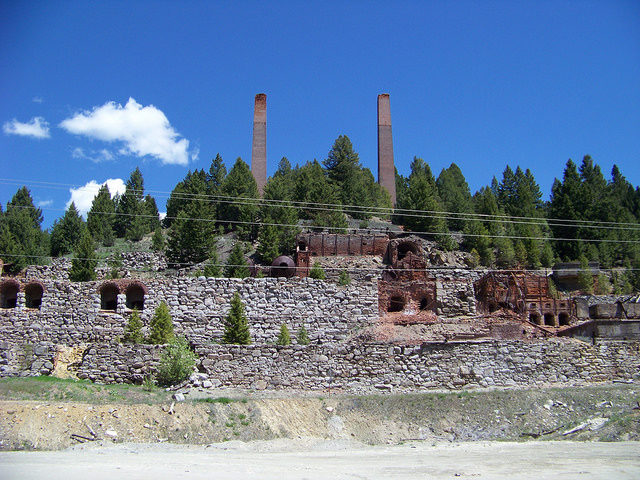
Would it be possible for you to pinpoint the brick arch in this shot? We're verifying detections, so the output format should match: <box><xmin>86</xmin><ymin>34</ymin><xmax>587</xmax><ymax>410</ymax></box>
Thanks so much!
<box><xmin>0</xmin><ymin>279</ymin><xmax>19</xmax><ymax>308</ymax></box>
<box><xmin>24</xmin><ymin>281</ymin><xmax>45</xmax><ymax>309</ymax></box>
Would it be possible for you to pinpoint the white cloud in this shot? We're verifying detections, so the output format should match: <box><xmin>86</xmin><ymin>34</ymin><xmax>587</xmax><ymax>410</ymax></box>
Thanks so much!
<box><xmin>159</xmin><ymin>212</ymin><xmax>167</xmax><ymax>221</ymax></box>
<box><xmin>67</xmin><ymin>178</ymin><xmax>126</xmax><ymax>217</ymax></box>
<box><xmin>3</xmin><ymin>117</ymin><xmax>50</xmax><ymax>139</ymax></box>
<box><xmin>60</xmin><ymin>98</ymin><xmax>192</xmax><ymax>166</ymax></box>
<box><xmin>32</xmin><ymin>96</ymin><xmax>43</xmax><ymax>104</ymax></box>
<box><xmin>37</xmin><ymin>199</ymin><xmax>53</xmax><ymax>208</ymax></box>
<box><xmin>72</xmin><ymin>147</ymin><xmax>115</xmax><ymax>163</ymax></box>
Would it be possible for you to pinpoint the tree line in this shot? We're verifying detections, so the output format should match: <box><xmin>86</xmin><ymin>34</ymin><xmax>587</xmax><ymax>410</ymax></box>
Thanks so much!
<box><xmin>1</xmin><ymin>135</ymin><xmax>639</xmax><ymax>284</ymax></box>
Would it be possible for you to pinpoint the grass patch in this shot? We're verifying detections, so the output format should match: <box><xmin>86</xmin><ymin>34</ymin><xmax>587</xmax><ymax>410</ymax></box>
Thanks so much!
<box><xmin>194</xmin><ymin>396</ymin><xmax>248</xmax><ymax>405</ymax></box>
<box><xmin>0</xmin><ymin>376</ymin><xmax>171</xmax><ymax>404</ymax></box>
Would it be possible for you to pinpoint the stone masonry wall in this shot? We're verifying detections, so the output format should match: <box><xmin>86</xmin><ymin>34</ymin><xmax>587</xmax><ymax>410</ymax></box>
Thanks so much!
<box><xmin>54</xmin><ymin>339</ymin><xmax>640</xmax><ymax>391</ymax></box>
<box><xmin>0</xmin><ymin>277</ymin><xmax>378</xmax><ymax>347</ymax></box>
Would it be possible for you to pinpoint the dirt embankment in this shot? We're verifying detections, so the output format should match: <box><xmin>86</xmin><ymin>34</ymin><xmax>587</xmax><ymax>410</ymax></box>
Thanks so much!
<box><xmin>1</xmin><ymin>380</ymin><xmax>639</xmax><ymax>451</ymax></box>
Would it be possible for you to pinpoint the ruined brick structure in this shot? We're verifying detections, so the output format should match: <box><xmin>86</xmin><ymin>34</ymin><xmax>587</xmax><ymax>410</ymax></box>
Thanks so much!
<box><xmin>295</xmin><ymin>233</ymin><xmax>389</xmax><ymax>277</ymax></box>
<box><xmin>377</xmin><ymin>93</ymin><xmax>396</xmax><ymax>206</ymax></box>
<box><xmin>474</xmin><ymin>272</ymin><xmax>573</xmax><ymax>328</ymax></box>
<box><xmin>251</xmin><ymin>93</ymin><xmax>267</xmax><ymax>194</ymax></box>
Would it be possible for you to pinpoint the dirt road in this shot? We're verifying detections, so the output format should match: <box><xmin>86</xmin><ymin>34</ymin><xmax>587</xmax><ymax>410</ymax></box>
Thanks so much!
<box><xmin>1</xmin><ymin>440</ymin><xmax>639</xmax><ymax>480</ymax></box>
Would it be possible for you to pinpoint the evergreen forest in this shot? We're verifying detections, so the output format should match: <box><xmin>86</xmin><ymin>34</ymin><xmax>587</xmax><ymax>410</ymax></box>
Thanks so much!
<box><xmin>1</xmin><ymin>135</ymin><xmax>639</xmax><ymax>291</ymax></box>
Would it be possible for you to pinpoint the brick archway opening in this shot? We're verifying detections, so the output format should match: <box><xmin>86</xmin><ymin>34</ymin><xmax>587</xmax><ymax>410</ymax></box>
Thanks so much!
<box><xmin>388</xmin><ymin>295</ymin><xmax>406</xmax><ymax>312</ymax></box>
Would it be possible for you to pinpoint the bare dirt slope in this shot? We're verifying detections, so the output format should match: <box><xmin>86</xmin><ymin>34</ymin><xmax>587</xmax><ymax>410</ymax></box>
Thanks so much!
<box><xmin>1</xmin><ymin>379</ymin><xmax>639</xmax><ymax>451</ymax></box>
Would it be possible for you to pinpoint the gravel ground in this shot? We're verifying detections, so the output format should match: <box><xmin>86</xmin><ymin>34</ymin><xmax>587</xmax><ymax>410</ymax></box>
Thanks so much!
<box><xmin>0</xmin><ymin>440</ymin><xmax>639</xmax><ymax>479</ymax></box>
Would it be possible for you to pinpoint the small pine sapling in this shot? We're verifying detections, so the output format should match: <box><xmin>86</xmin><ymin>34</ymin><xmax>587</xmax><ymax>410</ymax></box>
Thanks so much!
<box><xmin>147</xmin><ymin>301</ymin><xmax>175</xmax><ymax>344</ymax></box>
<box><xmin>222</xmin><ymin>292</ymin><xmax>251</xmax><ymax>344</ymax></box>
<box><xmin>309</xmin><ymin>262</ymin><xmax>325</xmax><ymax>280</ymax></box>
<box><xmin>338</xmin><ymin>269</ymin><xmax>351</xmax><ymax>286</ymax></box>
<box><xmin>296</xmin><ymin>324</ymin><xmax>310</xmax><ymax>345</ymax></box>
<box><xmin>276</xmin><ymin>323</ymin><xmax>291</xmax><ymax>345</ymax></box>
<box><xmin>123</xmin><ymin>309</ymin><xmax>144</xmax><ymax>344</ymax></box>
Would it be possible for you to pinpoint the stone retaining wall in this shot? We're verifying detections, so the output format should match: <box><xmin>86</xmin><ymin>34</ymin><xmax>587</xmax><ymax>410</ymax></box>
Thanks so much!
<box><xmin>9</xmin><ymin>339</ymin><xmax>638</xmax><ymax>392</ymax></box>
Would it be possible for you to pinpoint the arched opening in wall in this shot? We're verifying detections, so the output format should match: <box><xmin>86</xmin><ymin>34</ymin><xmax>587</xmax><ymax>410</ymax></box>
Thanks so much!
<box><xmin>488</xmin><ymin>302</ymin><xmax>498</xmax><ymax>313</ymax></box>
<box><xmin>544</xmin><ymin>313</ymin><xmax>556</xmax><ymax>326</ymax></box>
<box><xmin>529</xmin><ymin>303</ymin><xmax>537</xmax><ymax>309</ymax></box>
<box><xmin>99</xmin><ymin>283</ymin><xmax>119</xmax><ymax>311</ymax></box>
<box><xmin>0</xmin><ymin>280</ymin><xmax>19</xmax><ymax>308</ymax></box>
<box><xmin>419</xmin><ymin>297</ymin><xmax>429</xmax><ymax>311</ymax></box>
<box><xmin>397</xmin><ymin>241</ymin><xmax>419</xmax><ymax>261</ymax></box>
<box><xmin>298</xmin><ymin>240</ymin><xmax>307</xmax><ymax>251</ymax></box>
<box><xmin>24</xmin><ymin>283</ymin><xmax>44</xmax><ymax>309</ymax></box>
<box><xmin>529</xmin><ymin>312</ymin><xmax>541</xmax><ymax>325</ymax></box>
<box><xmin>388</xmin><ymin>295</ymin><xmax>406</xmax><ymax>313</ymax></box>
<box><xmin>125</xmin><ymin>283</ymin><xmax>146</xmax><ymax>310</ymax></box>
<box><xmin>558</xmin><ymin>312</ymin><xmax>569</xmax><ymax>326</ymax></box>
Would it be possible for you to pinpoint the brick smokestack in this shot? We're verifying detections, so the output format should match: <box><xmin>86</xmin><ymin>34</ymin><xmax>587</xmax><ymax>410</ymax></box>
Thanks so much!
<box><xmin>251</xmin><ymin>93</ymin><xmax>267</xmax><ymax>194</ymax></box>
<box><xmin>377</xmin><ymin>94</ymin><xmax>396</xmax><ymax>206</ymax></box>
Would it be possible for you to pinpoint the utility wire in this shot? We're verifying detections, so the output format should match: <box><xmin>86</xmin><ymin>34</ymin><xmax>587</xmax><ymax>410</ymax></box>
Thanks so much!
<box><xmin>6</xmin><ymin>203</ymin><xmax>640</xmax><ymax>244</ymax></box>
<box><xmin>2</xmin><ymin>177</ymin><xmax>640</xmax><ymax>230</ymax></box>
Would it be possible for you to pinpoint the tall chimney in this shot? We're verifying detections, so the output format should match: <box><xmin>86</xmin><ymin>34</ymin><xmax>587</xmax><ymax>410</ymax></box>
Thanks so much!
<box><xmin>251</xmin><ymin>93</ymin><xmax>267</xmax><ymax>194</ymax></box>
<box><xmin>377</xmin><ymin>94</ymin><xmax>396</xmax><ymax>206</ymax></box>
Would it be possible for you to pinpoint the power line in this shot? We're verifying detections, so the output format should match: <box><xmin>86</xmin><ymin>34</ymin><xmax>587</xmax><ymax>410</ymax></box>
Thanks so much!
<box><xmin>1</xmin><ymin>252</ymin><xmax>638</xmax><ymax>275</ymax></box>
<box><xmin>2</xmin><ymin>177</ymin><xmax>640</xmax><ymax>231</ymax></box>
<box><xmin>6</xmin><ymin>203</ymin><xmax>640</xmax><ymax>244</ymax></box>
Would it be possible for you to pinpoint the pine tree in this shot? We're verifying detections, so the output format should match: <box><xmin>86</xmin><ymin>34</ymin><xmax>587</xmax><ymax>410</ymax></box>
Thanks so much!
<box><xmin>436</xmin><ymin>163</ymin><xmax>473</xmax><ymax>231</ymax></box>
<box><xmin>50</xmin><ymin>203</ymin><xmax>86</xmax><ymax>256</ymax></box>
<box><xmin>291</xmin><ymin>160</ymin><xmax>348</xmax><ymax>231</ymax></box>
<box><xmin>114</xmin><ymin>167</ymin><xmax>145</xmax><ymax>238</ymax></box>
<box><xmin>166</xmin><ymin>200</ymin><xmax>216</xmax><ymax>267</ymax></box>
<box><xmin>68</xmin><ymin>230</ymin><xmax>97</xmax><ymax>281</ymax></box>
<box><xmin>276</xmin><ymin>323</ymin><xmax>291</xmax><ymax>346</ymax></box>
<box><xmin>123</xmin><ymin>309</ymin><xmax>144</xmax><ymax>344</ymax></box>
<box><xmin>87</xmin><ymin>185</ymin><xmax>115</xmax><ymax>245</ymax></box>
<box><xmin>203</xmin><ymin>250</ymin><xmax>222</xmax><ymax>277</ymax></box>
<box><xmin>0</xmin><ymin>187</ymin><xmax>48</xmax><ymax>272</ymax></box>
<box><xmin>296</xmin><ymin>324</ymin><xmax>310</xmax><ymax>345</ymax></box>
<box><xmin>224</xmin><ymin>242</ymin><xmax>250</xmax><ymax>278</ymax></box>
<box><xmin>207</xmin><ymin>153</ymin><xmax>227</xmax><ymax>194</ymax></box>
<box><xmin>151</xmin><ymin>226</ymin><xmax>165</xmax><ymax>251</ymax></box>
<box><xmin>143</xmin><ymin>195</ymin><xmax>161</xmax><ymax>233</ymax></box>
<box><xmin>222</xmin><ymin>292</ymin><xmax>251</xmax><ymax>344</ymax></box>
<box><xmin>577</xmin><ymin>255</ymin><xmax>594</xmax><ymax>294</ymax></box>
<box><xmin>148</xmin><ymin>301</ymin><xmax>175</xmax><ymax>344</ymax></box>
<box><xmin>218</xmin><ymin>158</ymin><xmax>259</xmax><ymax>240</ymax></box>
<box><xmin>399</xmin><ymin>157</ymin><xmax>448</xmax><ymax>237</ymax></box>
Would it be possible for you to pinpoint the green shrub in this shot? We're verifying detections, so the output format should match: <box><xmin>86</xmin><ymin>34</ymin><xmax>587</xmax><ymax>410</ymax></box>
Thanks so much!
<box><xmin>222</xmin><ymin>292</ymin><xmax>251</xmax><ymax>344</ymax></box>
<box><xmin>338</xmin><ymin>269</ymin><xmax>351</xmax><ymax>286</ymax></box>
<box><xmin>309</xmin><ymin>262</ymin><xmax>325</xmax><ymax>280</ymax></box>
<box><xmin>123</xmin><ymin>309</ymin><xmax>144</xmax><ymax>344</ymax></box>
<box><xmin>276</xmin><ymin>323</ymin><xmax>291</xmax><ymax>346</ymax></box>
<box><xmin>156</xmin><ymin>336</ymin><xmax>196</xmax><ymax>387</ymax></box>
<box><xmin>151</xmin><ymin>227</ymin><xmax>165</xmax><ymax>252</ymax></box>
<box><xmin>147</xmin><ymin>301</ymin><xmax>175</xmax><ymax>344</ymax></box>
<box><xmin>296</xmin><ymin>324</ymin><xmax>310</xmax><ymax>345</ymax></box>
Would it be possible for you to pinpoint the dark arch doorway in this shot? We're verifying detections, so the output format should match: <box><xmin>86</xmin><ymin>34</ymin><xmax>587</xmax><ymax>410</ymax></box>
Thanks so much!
<box><xmin>558</xmin><ymin>312</ymin><xmax>569</xmax><ymax>326</ymax></box>
<box><xmin>397</xmin><ymin>241</ymin><xmax>419</xmax><ymax>261</ymax></box>
<box><xmin>0</xmin><ymin>280</ymin><xmax>19</xmax><ymax>308</ymax></box>
<box><xmin>388</xmin><ymin>295</ymin><xmax>406</xmax><ymax>312</ymax></box>
<box><xmin>544</xmin><ymin>313</ymin><xmax>556</xmax><ymax>326</ymax></box>
<box><xmin>126</xmin><ymin>284</ymin><xmax>146</xmax><ymax>310</ymax></box>
<box><xmin>99</xmin><ymin>283</ymin><xmax>119</xmax><ymax>311</ymax></box>
<box><xmin>24</xmin><ymin>283</ymin><xmax>44</xmax><ymax>309</ymax></box>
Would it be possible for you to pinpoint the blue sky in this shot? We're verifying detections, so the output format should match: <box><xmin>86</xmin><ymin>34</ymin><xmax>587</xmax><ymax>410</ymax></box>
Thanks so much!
<box><xmin>1</xmin><ymin>1</ymin><xmax>639</xmax><ymax>228</ymax></box>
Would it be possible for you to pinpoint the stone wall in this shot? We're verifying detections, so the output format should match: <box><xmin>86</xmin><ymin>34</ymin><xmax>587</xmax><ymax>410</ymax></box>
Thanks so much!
<box><xmin>19</xmin><ymin>339</ymin><xmax>640</xmax><ymax>391</ymax></box>
<box><xmin>0</xmin><ymin>277</ymin><xmax>379</xmax><ymax>347</ymax></box>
